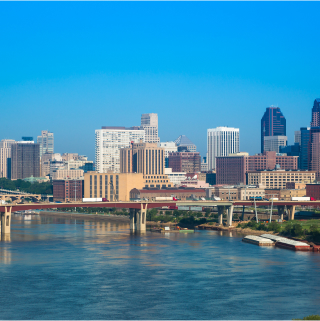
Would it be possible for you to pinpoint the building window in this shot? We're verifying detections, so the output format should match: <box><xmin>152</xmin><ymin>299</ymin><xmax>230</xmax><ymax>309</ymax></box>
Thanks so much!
<box><xmin>90</xmin><ymin>175</ymin><xmax>92</xmax><ymax>198</ymax></box>
<box><xmin>100</xmin><ymin>175</ymin><xmax>102</xmax><ymax>198</ymax></box>
<box><xmin>94</xmin><ymin>176</ymin><xmax>97</xmax><ymax>198</ymax></box>
<box><xmin>105</xmin><ymin>175</ymin><xmax>108</xmax><ymax>199</ymax></box>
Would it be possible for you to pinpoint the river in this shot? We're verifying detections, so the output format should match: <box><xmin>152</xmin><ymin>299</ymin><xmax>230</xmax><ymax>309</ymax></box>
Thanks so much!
<box><xmin>0</xmin><ymin>213</ymin><xmax>319</xmax><ymax>320</ymax></box>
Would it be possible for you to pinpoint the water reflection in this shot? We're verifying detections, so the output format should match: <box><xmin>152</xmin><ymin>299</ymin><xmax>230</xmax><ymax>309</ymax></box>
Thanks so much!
<box><xmin>0</xmin><ymin>213</ymin><xmax>319</xmax><ymax>320</ymax></box>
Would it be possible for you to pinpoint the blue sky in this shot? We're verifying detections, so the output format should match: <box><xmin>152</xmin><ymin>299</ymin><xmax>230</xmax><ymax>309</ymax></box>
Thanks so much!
<box><xmin>0</xmin><ymin>2</ymin><xmax>319</xmax><ymax>161</ymax></box>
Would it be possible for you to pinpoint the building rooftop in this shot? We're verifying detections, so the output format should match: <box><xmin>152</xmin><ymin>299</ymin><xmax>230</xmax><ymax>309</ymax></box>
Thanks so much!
<box><xmin>174</xmin><ymin>135</ymin><xmax>195</xmax><ymax>146</ymax></box>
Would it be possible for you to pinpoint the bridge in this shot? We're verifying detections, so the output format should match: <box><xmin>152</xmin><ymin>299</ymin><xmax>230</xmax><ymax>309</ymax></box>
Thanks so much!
<box><xmin>1</xmin><ymin>200</ymin><xmax>320</xmax><ymax>236</ymax></box>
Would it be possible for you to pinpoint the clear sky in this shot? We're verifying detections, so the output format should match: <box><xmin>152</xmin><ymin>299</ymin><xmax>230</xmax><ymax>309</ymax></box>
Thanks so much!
<box><xmin>1</xmin><ymin>2</ymin><xmax>319</xmax><ymax>161</ymax></box>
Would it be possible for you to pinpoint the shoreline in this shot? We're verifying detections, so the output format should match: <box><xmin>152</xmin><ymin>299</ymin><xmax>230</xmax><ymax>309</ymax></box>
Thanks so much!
<box><xmin>38</xmin><ymin>210</ymin><xmax>178</xmax><ymax>227</ymax></box>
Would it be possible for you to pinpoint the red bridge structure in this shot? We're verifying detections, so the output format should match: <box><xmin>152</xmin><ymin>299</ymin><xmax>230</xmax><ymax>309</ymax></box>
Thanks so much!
<box><xmin>1</xmin><ymin>200</ymin><xmax>319</xmax><ymax>235</ymax></box>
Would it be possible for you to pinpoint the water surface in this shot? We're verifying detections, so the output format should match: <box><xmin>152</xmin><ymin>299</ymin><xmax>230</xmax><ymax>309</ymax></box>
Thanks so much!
<box><xmin>0</xmin><ymin>213</ymin><xmax>319</xmax><ymax>320</ymax></box>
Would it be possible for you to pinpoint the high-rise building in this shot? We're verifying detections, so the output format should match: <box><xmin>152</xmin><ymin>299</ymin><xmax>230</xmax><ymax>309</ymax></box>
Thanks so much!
<box><xmin>95</xmin><ymin>126</ymin><xmax>145</xmax><ymax>173</ymax></box>
<box><xmin>207</xmin><ymin>127</ymin><xmax>240</xmax><ymax>171</ymax></box>
<box><xmin>311</xmin><ymin>99</ymin><xmax>320</xmax><ymax>127</ymax></box>
<box><xmin>11</xmin><ymin>142</ymin><xmax>40</xmax><ymax>179</ymax></box>
<box><xmin>0</xmin><ymin>139</ymin><xmax>15</xmax><ymax>179</ymax></box>
<box><xmin>174</xmin><ymin>135</ymin><xmax>196</xmax><ymax>152</ymax></box>
<box><xmin>308</xmin><ymin>99</ymin><xmax>320</xmax><ymax>179</ymax></box>
<box><xmin>264</xmin><ymin>135</ymin><xmax>287</xmax><ymax>153</ymax></box>
<box><xmin>120</xmin><ymin>141</ymin><xmax>172</xmax><ymax>189</ymax></box>
<box><xmin>37</xmin><ymin>130</ymin><xmax>54</xmax><ymax>157</ymax></box>
<box><xmin>261</xmin><ymin>107</ymin><xmax>286</xmax><ymax>153</ymax></box>
<box><xmin>299</xmin><ymin>127</ymin><xmax>310</xmax><ymax>170</ymax></box>
<box><xmin>140</xmin><ymin>113</ymin><xmax>159</xmax><ymax>143</ymax></box>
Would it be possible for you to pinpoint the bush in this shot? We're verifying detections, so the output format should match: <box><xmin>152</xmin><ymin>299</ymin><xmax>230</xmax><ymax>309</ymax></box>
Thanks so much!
<box><xmin>267</xmin><ymin>222</ymin><xmax>281</xmax><ymax>233</ymax></box>
<box><xmin>303</xmin><ymin>315</ymin><xmax>320</xmax><ymax>320</ymax></box>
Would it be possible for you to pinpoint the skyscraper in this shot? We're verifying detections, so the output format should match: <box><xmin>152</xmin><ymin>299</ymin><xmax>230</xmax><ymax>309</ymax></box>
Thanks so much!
<box><xmin>11</xmin><ymin>142</ymin><xmax>40</xmax><ymax>179</ymax></box>
<box><xmin>0</xmin><ymin>139</ymin><xmax>15</xmax><ymax>179</ymax></box>
<box><xmin>37</xmin><ymin>130</ymin><xmax>54</xmax><ymax>157</ymax></box>
<box><xmin>311</xmin><ymin>99</ymin><xmax>320</xmax><ymax>127</ymax></box>
<box><xmin>207</xmin><ymin>127</ymin><xmax>240</xmax><ymax>171</ymax></box>
<box><xmin>261</xmin><ymin>107</ymin><xmax>286</xmax><ymax>153</ymax></box>
<box><xmin>294</xmin><ymin>127</ymin><xmax>310</xmax><ymax>170</ymax></box>
<box><xmin>140</xmin><ymin>113</ymin><xmax>159</xmax><ymax>143</ymax></box>
<box><xmin>95</xmin><ymin>126</ymin><xmax>145</xmax><ymax>173</ymax></box>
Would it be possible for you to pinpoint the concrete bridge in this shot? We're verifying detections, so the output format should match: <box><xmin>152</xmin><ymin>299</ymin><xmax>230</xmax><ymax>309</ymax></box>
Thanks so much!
<box><xmin>1</xmin><ymin>200</ymin><xmax>320</xmax><ymax>236</ymax></box>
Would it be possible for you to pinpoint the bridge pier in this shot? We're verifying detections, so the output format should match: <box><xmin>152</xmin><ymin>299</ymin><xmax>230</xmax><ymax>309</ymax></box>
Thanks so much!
<box><xmin>277</xmin><ymin>206</ymin><xmax>285</xmax><ymax>221</ymax></box>
<box><xmin>129</xmin><ymin>203</ymin><xmax>147</xmax><ymax>233</ymax></box>
<box><xmin>227</xmin><ymin>205</ymin><xmax>234</xmax><ymax>227</ymax></box>
<box><xmin>217</xmin><ymin>206</ymin><xmax>224</xmax><ymax>225</ymax></box>
<box><xmin>1</xmin><ymin>206</ymin><xmax>12</xmax><ymax>235</ymax></box>
<box><xmin>287</xmin><ymin>205</ymin><xmax>296</xmax><ymax>221</ymax></box>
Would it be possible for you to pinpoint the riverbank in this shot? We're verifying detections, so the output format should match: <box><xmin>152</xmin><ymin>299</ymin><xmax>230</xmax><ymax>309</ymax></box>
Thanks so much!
<box><xmin>39</xmin><ymin>210</ymin><xmax>178</xmax><ymax>227</ymax></box>
<box><xmin>197</xmin><ymin>223</ymin><xmax>275</xmax><ymax>236</ymax></box>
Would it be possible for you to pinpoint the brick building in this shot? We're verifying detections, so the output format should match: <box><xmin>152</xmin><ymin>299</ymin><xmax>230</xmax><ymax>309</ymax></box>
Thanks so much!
<box><xmin>53</xmin><ymin>180</ymin><xmax>83</xmax><ymax>202</ymax></box>
<box><xmin>168</xmin><ymin>152</ymin><xmax>201</xmax><ymax>173</ymax></box>
<box><xmin>216</xmin><ymin>151</ymin><xmax>298</xmax><ymax>185</ymax></box>
<box><xmin>306</xmin><ymin>184</ymin><xmax>320</xmax><ymax>200</ymax></box>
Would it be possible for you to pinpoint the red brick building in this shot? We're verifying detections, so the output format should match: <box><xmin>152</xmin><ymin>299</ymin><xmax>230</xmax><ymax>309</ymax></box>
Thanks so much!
<box><xmin>168</xmin><ymin>152</ymin><xmax>201</xmax><ymax>173</ymax></box>
<box><xmin>306</xmin><ymin>184</ymin><xmax>320</xmax><ymax>200</ymax></box>
<box><xmin>216</xmin><ymin>151</ymin><xmax>298</xmax><ymax>185</ymax></box>
<box><xmin>53</xmin><ymin>180</ymin><xmax>83</xmax><ymax>202</ymax></box>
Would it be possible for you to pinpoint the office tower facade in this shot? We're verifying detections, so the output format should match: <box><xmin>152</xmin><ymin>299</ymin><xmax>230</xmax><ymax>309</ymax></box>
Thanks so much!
<box><xmin>279</xmin><ymin>143</ymin><xmax>300</xmax><ymax>157</ymax></box>
<box><xmin>174</xmin><ymin>135</ymin><xmax>196</xmax><ymax>152</ymax></box>
<box><xmin>261</xmin><ymin>107</ymin><xmax>286</xmax><ymax>152</ymax></box>
<box><xmin>120</xmin><ymin>142</ymin><xmax>172</xmax><ymax>189</ymax></box>
<box><xmin>264</xmin><ymin>135</ymin><xmax>287</xmax><ymax>153</ymax></box>
<box><xmin>311</xmin><ymin>99</ymin><xmax>320</xmax><ymax>127</ymax></box>
<box><xmin>120</xmin><ymin>142</ymin><xmax>165</xmax><ymax>175</ymax></box>
<box><xmin>159</xmin><ymin>141</ymin><xmax>177</xmax><ymax>168</ymax></box>
<box><xmin>207</xmin><ymin>127</ymin><xmax>240</xmax><ymax>171</ymax></box>
<box><xmin>299</xmin><ymin>127</ymin><xmax>310</xmax><ymax>170</ymax></box>
<box><xmin>168</xmin><ymin>152</ymin><xmax>201</xmax><ymax>173</ymax></box>
<box><xmin>0</xmin><ymin>139</ymin><xmax>15</xmax><ymax>179</ymax></box>
<box><xmin>37</xmin><ymin>130</ymin><xmax>54</xmax><ymax>157</ymax></box>
<box><xmin>140</xmin><ymin>113</ymin><xmax>159</xmax><ymax>143</ymax></box>
<box><xmin>95</xmin><ymin>127</ymin><xmax>145</xmax><ymax>173</ymax></box>
<box><xmin>11</xmin><ymin>142</ymin><xmax>40</xmax><ymax>179</ymax></box>
<box><xmin>308</xmin><ymin>99</ymin><xmax>320</xmax><ymax>179</ymax></box>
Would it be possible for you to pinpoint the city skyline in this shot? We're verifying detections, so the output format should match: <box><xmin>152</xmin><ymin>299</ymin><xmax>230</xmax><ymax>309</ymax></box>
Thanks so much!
<box><xmin>1</xmin><ymin>2</ymin><xmax>320</xmax><ymax>160</ymax></box>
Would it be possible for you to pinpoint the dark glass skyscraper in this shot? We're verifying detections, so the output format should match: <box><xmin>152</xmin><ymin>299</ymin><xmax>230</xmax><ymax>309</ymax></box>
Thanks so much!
<box><xmin>299</xmin><ymin>127</ymin><xmax>310</xmax><ymax>170</ymax></box>
<box><xmin>311</xmin><ymin>99</ymin><xmax>320</xmax><ymax>127</ymax></box>
<box><xmin>308</xmin><ymin>99</ymin><xmax>320</xmax><ymax>180</ymax></box>
<box><xmin>261</xmin><ymin>107</ymin><xmax>286</xmax><ymax>153</ymax></box>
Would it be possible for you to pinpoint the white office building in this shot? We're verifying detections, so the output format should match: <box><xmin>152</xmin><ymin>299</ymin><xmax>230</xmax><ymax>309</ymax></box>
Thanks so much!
<box><xmin>159</xmin><ymin>141</ymin><xmax>177</xmax><ymax>158</ymax></box>
<box><xmin>141</xmin><ymin>113</ymin><xmax>159</xmax><ymax>143</ymax></box>
<box><xmin>95</xmin><ymin>126</ymin><xmax>145</xmax><ymax>173</ymax></box>
<box><xmin>207</xmin><ymin>127</ymin><xmax>240</xmax><ymax>170</ymax></box>
<box><xmin>37</xmin><ymin>130</ymin><xmax>54</xmax><ymax>157</ymax></box>
<box><xmin>264</xmin><ymin>136</ymin><xmax>287</xmax><ymax>153</ymax></box>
